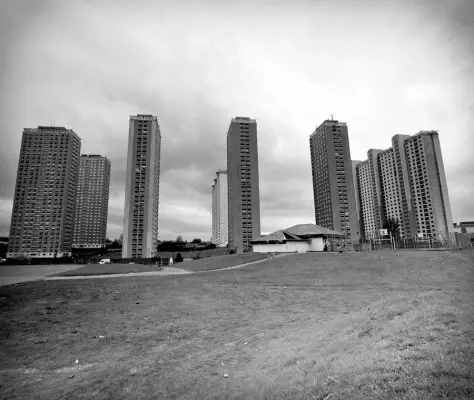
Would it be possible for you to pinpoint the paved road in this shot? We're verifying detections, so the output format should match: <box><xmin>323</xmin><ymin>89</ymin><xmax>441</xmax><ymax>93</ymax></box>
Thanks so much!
<box><xmin>0</xmin><ymin>264</ymin><xmax>86</xmax><ymax>287</ymax></box>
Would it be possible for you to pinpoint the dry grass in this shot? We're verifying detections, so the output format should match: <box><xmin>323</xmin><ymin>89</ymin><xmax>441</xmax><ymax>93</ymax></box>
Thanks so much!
<box><xmin>54</xmin><ymin>252</ymin><xmax>266</xmax><ymax>276</ymax></box>
<box><xmin>158</xmin><ymin>247</ymin><xmax>230</xmax><ymax>260</ymax></box>
<box><xmin>53</xmin><ymin>263</ymin><xmax>163</xmax><ymax>277</ymax></box>
<box><xmin>0</xmin><ymin>250</ymin><xmax>473</xmax><ymax>399</ymax></box>
<box><xmin>178</xmin><ymin>252</ymin><xmax>269</xmax><ymax>272</ymax></box>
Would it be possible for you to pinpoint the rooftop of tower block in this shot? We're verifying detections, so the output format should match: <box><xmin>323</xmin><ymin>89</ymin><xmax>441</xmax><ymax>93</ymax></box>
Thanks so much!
<box><xmin>36</xmin><ymin>126</ymin><xmax>68</xmax><ymax>131</ymax></box>
<box><xmin>24</xmin><ymin>126</ymin><xmax>81</xmax><ymax>140</ymax></box>
<box><xmin>320</xmin><ymin>119</ymin><xmax>347</xmax><ymax>127</ymax></box>
<box><xmin>130</xmin><ymin>114</ymin><xmax>157</xmax><ymax>121</ymax></box>
<box><xmin>232</xmin><ymin>117</ymin><xmax>256</xmax><ymax>123</ymax></box>
<box><xmin>412</xmin><ymin>130</ymin><xmax>439</xmax><ymax>139</ymax></box>
<box><xmin>309</xmin><ymin>119</ymin><xmax>347</xmax><ymax>137</ymax></box>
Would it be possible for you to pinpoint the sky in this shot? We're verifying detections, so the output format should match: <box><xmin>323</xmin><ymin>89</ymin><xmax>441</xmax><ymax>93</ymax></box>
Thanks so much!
<box><xmin>0</xmin><ymin>0</ymin><xmax>473</xmax><ymax>241</ymax></box>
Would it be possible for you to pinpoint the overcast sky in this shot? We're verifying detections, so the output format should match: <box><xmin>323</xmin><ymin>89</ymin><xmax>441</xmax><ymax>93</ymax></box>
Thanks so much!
<box><xmin>0</xmin><ymin>0</ymin><xmax>473</xmax><ymax>241</ymax></box>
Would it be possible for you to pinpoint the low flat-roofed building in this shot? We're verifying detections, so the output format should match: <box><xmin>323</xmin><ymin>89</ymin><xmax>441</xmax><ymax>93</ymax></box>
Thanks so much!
<box><xmin>251</xmin><ymin>223</ymin><xmax>343</xmax><ymax>253</ymax></box>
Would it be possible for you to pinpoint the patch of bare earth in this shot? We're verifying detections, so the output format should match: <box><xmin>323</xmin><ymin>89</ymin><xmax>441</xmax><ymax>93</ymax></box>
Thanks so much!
<box><xmin>0</xmin><ymin>250</ymin><xmax>473</xmax><ymax>399</ymax></box>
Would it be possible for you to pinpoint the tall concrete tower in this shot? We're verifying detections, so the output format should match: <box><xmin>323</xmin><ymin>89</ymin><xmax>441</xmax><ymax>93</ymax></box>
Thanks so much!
<box><xmin>73</xmin><ymin>155</ymin><xmax>111</xmax><ymax>249</ymax></box>
<box><xmin>8</xmin><ymin>126</ymin><xmax>81</xmax><ymax>259</ymax></box>
<box><xmin>355</xmin><ymin>131</ymin><xmax>454</xmax><ymax>242</ymax></box>
<box><xmin>227</xmin><ymin>117</ymin><xmax>261</xmax><ymax>253</ymax></box>
<box><xmin>403</xmin><ymin>131</ymin><xmax>454</xmax><ymax>240</ymax></box>
<box><xmin>211</xmin><ymin>169</ymin><xmax>228</xmax><ymax>246</ymax></box>
<box><xmin>309</xmin><ymin>119</ymin><xmax>359</xmax><ymax>241</ymax></box>
<box><xmin>122</xmin><ymin>114</ymin><xmax>161</xmax><ymax>258</ymax></box>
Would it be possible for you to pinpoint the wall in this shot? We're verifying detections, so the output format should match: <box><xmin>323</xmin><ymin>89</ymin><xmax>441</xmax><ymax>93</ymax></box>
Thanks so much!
<box><xmin>253</xmin><ymin>240</ymin><xmax>330</xmax><ymax>253</ymax></box>
<box><xmin>309</xmin><ymin>237</ymin><xmax>325</xmax><ymax>251</ymax></box>
<box><xmin>253</xmin><ymin>241</ymin><xmax>310</xmax><ymax>253</ymax></box>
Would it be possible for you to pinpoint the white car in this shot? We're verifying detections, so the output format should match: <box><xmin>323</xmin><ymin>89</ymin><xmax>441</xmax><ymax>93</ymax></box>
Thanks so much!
<box><xmin>98</xmin><ymin>258</ymin><xmax>111</xmax><ymax>264</ymax></box>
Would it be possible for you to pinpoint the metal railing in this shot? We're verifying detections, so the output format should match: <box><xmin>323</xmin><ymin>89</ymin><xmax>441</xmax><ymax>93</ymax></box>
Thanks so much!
<box><xmin>346</xmin><ymin>232</ymin><xmax>473</xmax><ymax>252</ymax></box>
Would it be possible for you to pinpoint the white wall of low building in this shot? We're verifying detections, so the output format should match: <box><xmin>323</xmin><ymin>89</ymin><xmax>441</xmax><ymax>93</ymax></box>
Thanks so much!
<box><xmin>309</xmin><ymin>237</ymin><xmax>325</xmax><ymax>251</ymax></box>
<box><xmin>253</xmin><ymin>238</ymin><xmax>332</xmax><ymax>253</ymax></box>
<box><xmin>253</xmin><ymin>241</ymin><xmax>310</xmax><ymax>253</ymax></box>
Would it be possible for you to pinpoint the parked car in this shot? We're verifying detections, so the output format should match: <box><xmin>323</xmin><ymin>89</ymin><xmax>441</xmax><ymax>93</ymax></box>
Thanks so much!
<box><xmin>98</xmin><ymin>258</ymin><xmax>111</xmax><ymax>264</ymax></box>
<box><xmin>0</xmin><ymin>258</ymin><xmax>6</xmax><ymax>265</ymax></box>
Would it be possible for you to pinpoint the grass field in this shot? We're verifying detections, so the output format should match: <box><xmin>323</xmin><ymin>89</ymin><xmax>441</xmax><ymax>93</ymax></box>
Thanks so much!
<box><xmin>0</xmin><ymin>250</ymin><xmax>473</xmax><ymax>399</ymax></box>
<box><xmin>54</xmin><ymin>264</ymin><xmax>164</xmax><ymax>277</ymax></box>
<box><xmin>156</xmin><ymin>247</ymin><xmax>230</xmax><ymax>260</ymax></box>
<box><xmin>54</xmin><ymin>253</ymin><xmax>268</xmax><ymax>276</ymax></box>
<box><xmin>178</xmin><ymin>252</ymin><xmax>270</xmax><ymax>272</ymax></box>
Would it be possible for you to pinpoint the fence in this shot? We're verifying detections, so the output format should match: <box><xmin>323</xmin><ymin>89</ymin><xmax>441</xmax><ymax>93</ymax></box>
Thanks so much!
<box><xmin>347</xmin><ymin>232</ymin><xmax>473</xmax><ymax>252</ymax></box>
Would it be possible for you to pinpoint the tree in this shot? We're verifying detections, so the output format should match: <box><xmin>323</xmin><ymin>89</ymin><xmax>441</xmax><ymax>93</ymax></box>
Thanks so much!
<box><xmin>192</xmin><ymin>238</ymin><xmax>202</xmax><ymax>244</ymax></box>
<box><xmin>175</xmin><ymin>252</ymin><xmax>183</xmax><ymax>263</ymax></box>
<box><xmin>111</xmin><ymin>239</ymin><xmax>122</xmax><ymax>249</ymax></box>
<box><xmin>176</xmin><ymin>235</ymin><xmax>184</xmax><ymax>243</ymax></box>
<box><xmin>0</xmin><ymin>243</ymin><xmax>7</xmax><ymax>258</ymax></box>
<box><xmin>383</xmin><ymin>217</ymin><xmax>400</xmax><ymax>238</ymax></box>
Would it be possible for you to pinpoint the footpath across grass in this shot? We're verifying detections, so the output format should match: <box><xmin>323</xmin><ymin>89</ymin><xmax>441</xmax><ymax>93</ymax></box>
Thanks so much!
<box><xmin>158</xmin><ymin>247</ymin><xmax>229</xmax><ymax>260</ymax></box>
<box><xmin>0</xmin><ymin>250</ymin><xmax>473</xmax><ymax>399</ymax></box>
<box><xmin>54</xmin><ymin>263</ymin><xmax>163</xmax><ymax>276</ymax></box>
<box><xmin>178</xmin><ymin>252</ymin><xmax>269</xmax><ymax>272</ymax></box>
<box><xmin>54</xmin><ymin>253</ymin><xmax>268</xmax><ymax>276</ymax></box>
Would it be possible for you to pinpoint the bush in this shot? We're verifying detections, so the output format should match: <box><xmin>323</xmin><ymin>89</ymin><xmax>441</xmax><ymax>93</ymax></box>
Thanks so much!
<box><xmin>175</xmin><ymin>253</ymin><xmax>183</xmax><ymax>263</ymax></box>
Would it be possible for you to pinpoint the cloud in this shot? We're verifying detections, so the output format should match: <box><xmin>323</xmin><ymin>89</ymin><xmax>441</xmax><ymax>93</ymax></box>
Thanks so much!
<box><xmin>0</xmin><ymin>0</ymin><xmax>473</xmax><ymax>241</ymax></box>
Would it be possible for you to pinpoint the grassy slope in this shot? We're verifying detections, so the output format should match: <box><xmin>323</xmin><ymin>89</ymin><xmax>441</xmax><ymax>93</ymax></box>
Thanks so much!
<box><xmin>0</xmin><ymin>251</ymin><xmax>473</xmax><ymax>399</ymax></box>
<box><xmin>54</xmin><ymin>253</ymin><xmax>267</xmax><ymax>276</ymax></box>
<box><xmin>53</xmin><ymin>264</ymin><xmax>163</xmax><ymax>277</ymax></box>
<box><xmin>157</xmin><ymin>248</ymin><xmax>229</xmax><ymax>260</ymax></box>
<box><xmin>178</xmin><ymin>252</ymin><xmax>269</xmax><ymax>272</ymax></box>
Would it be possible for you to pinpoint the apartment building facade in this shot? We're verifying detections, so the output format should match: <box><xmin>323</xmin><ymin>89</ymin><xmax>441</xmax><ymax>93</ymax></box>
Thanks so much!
<box><xmin>7</xmin><ymin>126</ymin><xmax>81</xmax><ymax>258</ymax></box>
<box><xmin>122</xmin><ymin>114</ymin><xmax>161</xmax><ymax>258</ymax></box>
<box><xmin>356</xmin><ymin>131</ymin><xmax>454</xmax><ymax>241</ymax></box>
<box><xmin>211</xmin><ymin>169</ymin><xmax>228</xmax><ymax>246</ymax></box>
<box><xmin>309</xmin><ymin>119</ymin><xmax>359</xmax><ymax>241</ymax></box>
<box><xmin>378</xmin><ymin>147</ymin><xmax>405</xmax><ymax>237</ymax></box>
<box><xmin>72</xmin><ymin>155</ymin><xmax>111</xmax><ymax>249</ymax></box>
<box><xmin>352</xmin><ymin>160</ymin><xmax>363</xmax><ymax>239</ymax></box>
<box><xmin>227</xmin><ymin>117</ymin><xmax>261</xmax><ymax>253</ymax></box>
<box><xmin>404</xmin><ymin>131</ymin><xmax>453</xmax><ymax>240</ymax></box>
